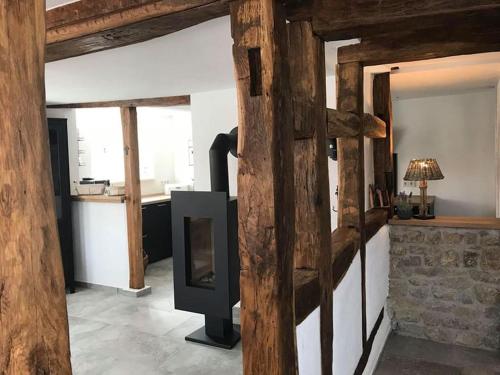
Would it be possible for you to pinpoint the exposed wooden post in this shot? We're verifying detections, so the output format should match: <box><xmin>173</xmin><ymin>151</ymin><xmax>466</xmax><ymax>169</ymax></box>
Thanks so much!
<box><xmin>336</xmin><ymin>62</ymin><xmax>367</xmax><ymax>343</ymax></box>
<box><xmin>121</xmin><ymin>107</ymin><xmax>145</xmax><ymax>290</ymax></box>
<box><xmin>288</xmin><ymin>21</ymin><xmax>333</xmax><ymax>375</ymax></box>
<box><xmin>0</xmin><ymin>2</ymin><xmax>72</xmax><ymax>373</ymax></box>
<box><xmin>373</xmin><ymin>73</ymin><xmax>394</xmax><ymax>215</ymax></box>
<box><xmin>326</xmin><ymin>108</ymin><xmax>361</xmax><ymax>138</ymax></box>
<box><xmin>230</xmin><ymin>0</ymin><xmax>297</xmax><ymax>373</ymax></box>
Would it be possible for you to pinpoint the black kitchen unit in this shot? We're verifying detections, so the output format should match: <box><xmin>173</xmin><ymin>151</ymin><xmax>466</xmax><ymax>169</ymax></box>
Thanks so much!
<box><xmin>48</xmin><ymin>118</ymin><xmax>75</xmax><ymax>293</ymax></box>
<box><xmin>142</xmin><ymin>200</ymin><xmax>173</xmax><ymax>263</ymax></box>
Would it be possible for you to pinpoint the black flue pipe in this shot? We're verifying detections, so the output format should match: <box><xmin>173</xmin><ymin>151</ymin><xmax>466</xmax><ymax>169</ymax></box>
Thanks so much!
<box><xmin>209</xmin><ymin>128</ymin><xmax>238</xmax><ymax>198</ymax></box>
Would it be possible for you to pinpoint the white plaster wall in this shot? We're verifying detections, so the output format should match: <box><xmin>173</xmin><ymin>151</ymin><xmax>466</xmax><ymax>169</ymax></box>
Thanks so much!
<box><xmin>393</xmin><ymin>89</ymin><xmax>497</xmax><ymax>216</ymax></box>
<box><xmin>332</xmin><ymin>253</ymin><xmax>364</xmax><ymax>375</ymax></box>
<box><xmin>191</xmin><ymin>88</ymin><xmax>239</xmax><ymax>195</ymax></box>
<box><xmin>297</xmin><ymin>307</ymin><xmax>322</xmax><ymax>375</ymax></box>
<box><xmin>366</xmin><ymin>225</ymin><xmax>390</xmax><ymax>333</ymax></box>
<box><xmin>72</xmin><ymin>201</ymin><xmax>130</xmax><ymax>289</ymax></box>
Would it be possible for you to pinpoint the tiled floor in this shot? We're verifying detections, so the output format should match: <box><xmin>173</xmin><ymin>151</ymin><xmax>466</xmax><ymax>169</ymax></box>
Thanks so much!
<box><xmin>375</xmin><ymin>333</ymin><xmax>500</xmax><ymax>375</ymax></box>
<box><xmin>67</xmin><ymin>258</ymin><xmax>242</xmax><ymax>375</ymax></box>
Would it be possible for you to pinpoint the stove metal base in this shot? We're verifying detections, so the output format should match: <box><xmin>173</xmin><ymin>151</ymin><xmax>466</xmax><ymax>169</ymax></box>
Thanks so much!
<box><xmin>185</xmin><ymin>324</ymin><xmax>241</xmax><ymax>349</ymax></box>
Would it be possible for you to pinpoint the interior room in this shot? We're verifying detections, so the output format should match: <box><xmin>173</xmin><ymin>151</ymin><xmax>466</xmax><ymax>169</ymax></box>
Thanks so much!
<box><xmin>3</xmin><ymin>1</ymin><xmax>500</xmax><ymax>375</ymax></box>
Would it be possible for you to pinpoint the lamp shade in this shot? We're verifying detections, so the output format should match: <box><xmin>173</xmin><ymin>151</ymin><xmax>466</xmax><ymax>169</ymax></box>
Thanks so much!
<box><xmin>404</xmin><ymin>158</ymin><xmax>444</xmax><ymax>181</ymax></box>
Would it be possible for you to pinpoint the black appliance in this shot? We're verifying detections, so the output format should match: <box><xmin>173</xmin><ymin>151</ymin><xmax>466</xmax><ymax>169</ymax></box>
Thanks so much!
<box><xmin>171</xmin><ymin>127</ymin><xmax>240</xmax><ymax>349</ymax></box>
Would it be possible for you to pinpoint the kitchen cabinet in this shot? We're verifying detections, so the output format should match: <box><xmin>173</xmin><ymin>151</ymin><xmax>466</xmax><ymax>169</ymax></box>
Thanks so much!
<box><xmin>142</xmin><ymin>200</ymin><xmax>172</xmax><ymax>263</ymax></box>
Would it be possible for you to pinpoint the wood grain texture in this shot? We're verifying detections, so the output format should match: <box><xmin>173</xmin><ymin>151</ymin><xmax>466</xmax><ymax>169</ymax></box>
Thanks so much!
<box><xmin>311</xmin><ymin>0</ymin><xmax>500</xmax><ymax>40</ymax></box>
<box><xmin>326</xmin><ymin>108</ymin><xmax>361</xmax><ymax>138</ymax></box>
<box><xmin>288</xmin><ymin>20</ymin><xmax>332</xmax><ymax>375</ymax></box>
<box><xmin>0</xmin><ymin>1</ymin><xmax>72</xmax><ymax>373</ymax></box>
<box><xmin>365</xmin><ymin>208</ymin><xmax>389</xmax><ymax>242</ymax></box>
<box><xmin>338</xmin><ymin>13</ymin><xmax>500</xmax><ymax>66</ymax></box>
<box><xmin>121</xmin><ymin>107</ymin><xmax>145</xmax><ymax>290</ymax></box>
<box><xmin>47</xmin><ymin>95</ymin><xmax>190</xmax><ymax>108</ymax></box>
<box><xmin>46</xmin><ymin>0</ymin><xmax>230</xmax><ymax>61</ymax></box>
<box><xmin>363</xmin><ymin>114</ymin><xmax>386</xmax><ymax>139</ymax></box>
<box><xmin>294</xmin><ymin>269</ymin><xmax>320</xmax><ymax>325</ymax></box>
<box><xmin>331</xmin><ymin>228</ymin><xmax>359</xmax><ymax>289</ymax></box>
<box><xmin>373</xmin><ymin>73</ymin><xmax>394</xmax><ymax>214</ymax></box>
<box><xmin>230</xmin><ymin>1</ymin><xmax>297</xmax><ymax>373</ymax></box>
<box><xmin>336</xmin><ymin>61</ymin><xmax>368</xmax><ymax>344</ymax></box>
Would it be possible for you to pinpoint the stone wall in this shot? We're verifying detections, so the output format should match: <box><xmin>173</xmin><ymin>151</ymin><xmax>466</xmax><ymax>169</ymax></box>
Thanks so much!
<box><xmin>389</xmin><ymin>225</ymin><xmax>500</xmax><ymax>351</ymax></box>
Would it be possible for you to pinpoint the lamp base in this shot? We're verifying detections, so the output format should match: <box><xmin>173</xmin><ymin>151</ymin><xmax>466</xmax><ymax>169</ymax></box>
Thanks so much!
<box><xmin>414</xmin><ymin>214</ymin><xmax>435</xmax><ymax>220</ymax></box>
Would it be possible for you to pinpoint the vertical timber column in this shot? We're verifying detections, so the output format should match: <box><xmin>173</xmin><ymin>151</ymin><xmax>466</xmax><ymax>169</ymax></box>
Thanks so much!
<box><xmin>373</xmin><ymin>73</ymin><xmax>394</xmax><ymax>216</ymax></box>
<box><xmin>230</xmin><ymin>0</ymin><xmax>298</xmax><ymax>374</ymax></box>
<box><xmin>336</xmin><ymin>62</ymin><xmax>367</xmax><ymax>343</ymax></box>
<box><xmin>0</xmin><ymin>1</ymin><xmax>72</xmax><ymax>374</ymax></box>
<box><xmin>289</xmin><ymin>21</ymin><xmax>332</xmax><ymax>375</ymax></box>
<box><xmin>121</xmin><ymin>107</ymin><xmax>145</xmax><ymax>290</ymax></box>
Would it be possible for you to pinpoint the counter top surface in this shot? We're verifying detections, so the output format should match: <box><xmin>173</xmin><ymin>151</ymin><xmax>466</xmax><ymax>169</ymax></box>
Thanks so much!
<box><xmin>72</xmin><ymin>195</ymin><xmax>125</xmax><ymax>203</ymax></box>
<box><xmin>389</xmin><ymin>216</ymin><xmax>500</xmax><ymax>230</ymax></box>
<box><xmin>141</xmin><ymin>194</ymin><xmax>171</xmax><ymax>205</ymax></box>
<box><xmin>72</xmin><ymin>194</ymin><xmax>171</xmax><ymax>205</ymax></box>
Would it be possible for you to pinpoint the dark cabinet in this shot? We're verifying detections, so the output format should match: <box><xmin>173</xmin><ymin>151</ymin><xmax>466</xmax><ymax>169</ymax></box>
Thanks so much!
<box><xmin>48</xmin><ymin>118</ymin><xmax>75</xmax><ymax>293</ymax></box>
<box><xmin>142</xmin><ymin>201</ymin><xmax>172</xmax><ymax>263</ymax></box>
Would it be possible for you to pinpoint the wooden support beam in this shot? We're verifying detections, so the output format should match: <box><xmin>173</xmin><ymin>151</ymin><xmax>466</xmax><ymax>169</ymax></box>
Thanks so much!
<box><xmin>46</xmin><ymin>0</ymin><xmax>230</xmax><ymax>61</ymax></box>
<box><xmin>363</xmin><ymin>114</ymin><xmax>386</xmax><ymax>139</ymax></box>
<box><xmin>47</xmin><ymin>95</ymin><xmax>190</xmax><ymax>109</ymax></box>
<box><xmin>373</xmin><ymin>73</ymin><xmax>395</xmax><ymax>216</ymax></box>
<box><xmin>365</xmin><ymin>208</ymin><xmax>389</xmax><ymax>242</ymax></box>
<box><xmin>288</xmin><ymin>20</ymin><xmax>332</xmax><ymax>375</ymax></box>
<box><xmin>294</xmin><ymin>269</ymin><xmax>320</xmax><ymax>325</ymax></box>
<box><xmin>338</xmin><ymin>17</ymin><xmax>500</xmax><ymax>66</ymax></box>
<box><xmin>326</xmin><ymin>108</ymin><xmax>361</xmax><ymax>138</ymax></box>
<box><xmin>230</xmin><ymin>1</ymin><xmax>297</xmax><ymax>374</ymax></box>
<box><xmin>336</xmin><ymin>61</ymin><xmax>367</xmax><ymax>344</ymax></box>
<box><xmin>309</xmin><ymin>0</ymin><xmax>500</xmax><ymax>41</ymax></box>
<box><xmin>326</xmin><ymin>109</ymin><xmax>386</xmax><ymax>139</ymax></box>
<box><xmin>121</xmin><ymin>107</ymin><xmax>145</xmax><ymax>290</ymax></box>
<box><xmin>0</xmin><ymin>2</ymin><xmax>72</xmax><ymax>373</ymax></box>
<box><xmin>331</xmin><ymin>228</ymin><xmax>359</xmax><ymax>289</ymax></box>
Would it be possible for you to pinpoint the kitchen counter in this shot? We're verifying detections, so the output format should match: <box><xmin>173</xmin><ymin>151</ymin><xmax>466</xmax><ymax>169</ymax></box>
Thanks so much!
<box><xmin>141</xmin><ymin>194</ymin><xmax>171</xmax><ymax>205</ymax></box>
<box><xmin>71</xmin><ymin>194</ymin><xmax>170</xmax><ymax>205</ymax></box>
<box><xmin>72</xmin><ymin>194</ymin><xmax>125</xmax><ymax>203</ymax></box>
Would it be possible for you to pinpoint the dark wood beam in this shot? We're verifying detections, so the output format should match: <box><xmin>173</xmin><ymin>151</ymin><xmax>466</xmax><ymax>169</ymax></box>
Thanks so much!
<box><xmin>363</xmin><ymin>114</ymin><xmax>386</xmax><ymax>139</ymax></box>
<box><xmin>46</xmin><ymin>0</ymin><xmax>229</xmax><ymax>61</ymax></box>
<box><xmin>294</xmin><ymin>269</ymin><xmax>320</xmax><ymax>325</ymax></box>
<box><xmin>373</xmin><ymin>73</ymin><xmax>395</xmax><ymax>216</ymax></box>
<box><xmin>289</xmin><ymin>20</ymin><xmax>333</xmax><ymax>375</ymax></box>
<box><xmin>365</xmin><ymin>208</ymin><xmax>389</xmax><ymax>242</ymax></box>
<box><xmin>230</xmin><ymin>0</ymin><xmax>297</xmax><ymax>373</ymax></box>
<box><xmin>326</xmin><ymin>108</ymin><xmax>361</xmax><ymax>138</ymax></box>
<box><xmin>1</xmin><ymin>1</ymin><xmax>72</xmax><ymax>373</ymax></box>
<box><xmin>338</xmin><ymin>16</ymin><xmax>500</xmax><ymax>66</ymax></box>
<box><xmin>310</xmin><ymin>0</ymin><xmax>500</xmax><ymax>41</ymax></box>
<box><xmin>336</xmin><ymin>61</ymin><xmax>367</xmax><ymax>344</ymax></box>
<box><xmin>47</xmin><ymin>95</ymin><xmax>190</xmax><ymax>108</ymax></box>
<box><xmin>327</xmin><ymin>109</ymin><xmax>386</xmax><ymax>139</ymax></box>
<box><xmin>121</xmin><ymin>107</ymin><xmax>145</xmax><ymax>290</ymax></box>
<box><xmin>331</xmin><ymin>227</ymin><xmax>359</xmax><ymax>289</ymax></box>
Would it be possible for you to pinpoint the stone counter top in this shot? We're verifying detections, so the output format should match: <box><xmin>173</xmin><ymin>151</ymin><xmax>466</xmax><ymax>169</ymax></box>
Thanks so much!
<box><xmin>389</xmin><ymin>216</ymin><xmax>500</xmax><ymax>230</ymax></box>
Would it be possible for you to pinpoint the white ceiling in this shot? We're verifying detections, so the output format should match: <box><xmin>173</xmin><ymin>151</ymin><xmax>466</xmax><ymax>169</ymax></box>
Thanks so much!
<box><xmin>45</xmin><ymin>13</ymin><xmax>500</xmax><ymax>104</ymax></box>
<box><xmin>368</xmin><ymin>53</ymin><xmax>500</xmax><ymax>100</ymax></box>
<box><xmin>46</xmin><ymin>0</ymin><xmax>79</xmax><ymax>9</ymax></box>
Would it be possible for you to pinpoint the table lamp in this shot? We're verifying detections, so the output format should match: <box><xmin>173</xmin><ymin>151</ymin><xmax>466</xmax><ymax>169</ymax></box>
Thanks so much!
<box><xmin>403</xmin><ymin>158</ymin><xmax>444</xmax><ymax>220</ymax></box>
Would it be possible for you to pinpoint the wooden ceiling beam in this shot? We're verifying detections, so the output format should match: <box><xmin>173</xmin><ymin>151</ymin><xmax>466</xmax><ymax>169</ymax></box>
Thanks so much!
<box><xmin>46</xmin><ymin>0</ymin><xmax>229</xmax><ymax>62</ymax></box>
<box><xmin>338</xmin><ymin>15</ymin><xmax>500</xmax><ymax>66</ymax></box>
<box><xmin>46</xmin><ymin>95</ymin><xmax>190</xmax><ymax>108</ymax></box>
<box><xmin>309</xmin><ymin>0</ymin><xmax>500</xmax><ymax>41</ymax></box>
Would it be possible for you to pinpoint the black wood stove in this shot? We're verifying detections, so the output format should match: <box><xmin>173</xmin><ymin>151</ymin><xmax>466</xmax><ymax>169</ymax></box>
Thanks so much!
<box><xmin>171</xmin><ymin>128</ymin><xmax>240</xmax><ymax>349</ymax></box>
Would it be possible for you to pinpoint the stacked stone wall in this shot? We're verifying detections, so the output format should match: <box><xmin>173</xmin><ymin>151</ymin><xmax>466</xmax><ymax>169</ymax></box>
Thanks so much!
<box><xmin>389</xmin><ymin>225</ymin><xmax>500</xmax><ymax>351</ymax></box>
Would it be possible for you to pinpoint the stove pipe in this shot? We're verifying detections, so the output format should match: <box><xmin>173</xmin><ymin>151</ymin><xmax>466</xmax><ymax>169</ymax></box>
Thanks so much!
<box><xmin>209</xmin><ymin>127</ymin><xmax>238</xmax><ymax>198</ymax></box>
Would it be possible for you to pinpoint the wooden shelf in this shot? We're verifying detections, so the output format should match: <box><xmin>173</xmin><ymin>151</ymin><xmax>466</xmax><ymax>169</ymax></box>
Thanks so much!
<box><xmin>72</xmin><ymin>195</ymin><xmax>125</xmax><ymax>203</ymax></box>
<box><xmin>389</xmin><ymin>216</ymin><xmax>500</xmax><ymax>230</ymax></box>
